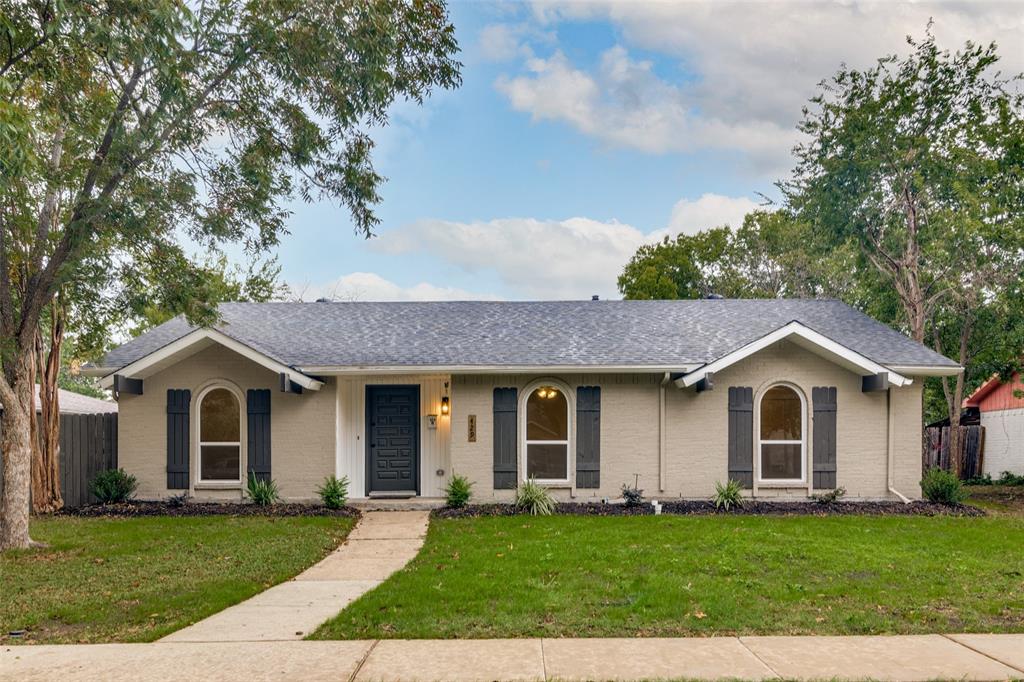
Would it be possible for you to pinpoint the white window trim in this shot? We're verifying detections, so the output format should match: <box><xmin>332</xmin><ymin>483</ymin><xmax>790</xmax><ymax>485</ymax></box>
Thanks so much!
<box><xmin>519</xmin><ymin>379</ymin><xmax>574</xmax><ymax>486</ymax></box>
<box><xmin>756</xmin><ymin>382</ymin><xmax>807</xmax><ymax>486</ymax></box>
<box><xmin>196</xmin><ymin>384</ymin><xmax>245</xmax><ymax>486</ymax></box>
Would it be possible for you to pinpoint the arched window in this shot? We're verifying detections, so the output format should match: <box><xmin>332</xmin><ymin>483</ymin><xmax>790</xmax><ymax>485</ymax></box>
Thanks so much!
<box><xmin>758</xmin><ymin>384</ymin><xmax>805</xmax><ymax>482</ymax></box>
<box><xmin>198</xmin><ymin>387</ymin><xmax>242</xmax><ymax>482</ymax></box>
<box><xmin>524</xmin><ymin>384</ymin><xmax>570</xmax><ymax>482</ymax></box>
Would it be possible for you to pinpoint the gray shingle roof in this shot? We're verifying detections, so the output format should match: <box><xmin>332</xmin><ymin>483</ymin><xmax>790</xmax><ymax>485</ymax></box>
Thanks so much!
<box><xmin>98</xmin><ymin>299</ymin><xmax>957</xmax><ymax>372</ymax></box>
<box><xmin>0</xmin><ymin>387</ymin><xmax>117</xmax><ymax>414</ymax></box>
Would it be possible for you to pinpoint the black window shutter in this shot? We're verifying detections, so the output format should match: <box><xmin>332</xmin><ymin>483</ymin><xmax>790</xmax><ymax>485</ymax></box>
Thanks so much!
<box><xmin>166</xmin><ymin>389</ymin><xmax>191</xmax><ymax>489</ymax></box>
<box><xmin>493</xmin><ymin>387</ymin><xmax>518</xmax><ymax>489</ymax></box>
<box><xmin>247</xmin><ymin>389</ymin><xmax>272</xmax><ymax>482</ymax></box>
<box><xmin>728</xmin><ymin>386</ymin><xmax>754</xmax><ymax>489</ymax></box>
<box><xmin>812</xmin><ymin>387</ymin><xmax>837</xmax><ymax>489</ymax></box>
<box><xmin>575</xmin><ymin>386</ymin><xmax>601</xmax><ymax>489</ymax></box>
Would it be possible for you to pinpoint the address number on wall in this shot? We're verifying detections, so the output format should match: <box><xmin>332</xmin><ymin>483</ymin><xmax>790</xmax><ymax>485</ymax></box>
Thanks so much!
<box><xmin>468</xmin><ymin>414</ymin><xmax>477</xmax><ymax>442</ymax></box>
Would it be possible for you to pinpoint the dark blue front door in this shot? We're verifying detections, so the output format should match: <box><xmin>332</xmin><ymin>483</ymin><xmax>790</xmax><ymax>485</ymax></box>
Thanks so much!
<box><xmin>366</xmin><ymin>385</ymin><xmax>420</xmax><ymax>494</ymax></box>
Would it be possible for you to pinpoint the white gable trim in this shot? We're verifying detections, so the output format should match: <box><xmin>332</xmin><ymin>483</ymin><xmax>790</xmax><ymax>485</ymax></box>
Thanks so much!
<box><xmin>98</xmin><ymin>329</ymin><xmax>323</xmax><ymax>391</ymax></box>
<box><xmin>675</xmin><ymin>321</ymin><xmax>911</xmax><ymax>389</ymax></box>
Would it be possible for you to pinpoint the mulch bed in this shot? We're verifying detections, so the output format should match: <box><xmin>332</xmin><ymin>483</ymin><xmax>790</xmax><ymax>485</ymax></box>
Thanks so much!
<box><xmin>433</xmin><ymin>500</ymin><xmax>985</xmax><ymax>519</ymax></box>
<box><xmin>60</xmin><ymin>500</ymin><xmax>361</xmax><ymax>519</ymax></box>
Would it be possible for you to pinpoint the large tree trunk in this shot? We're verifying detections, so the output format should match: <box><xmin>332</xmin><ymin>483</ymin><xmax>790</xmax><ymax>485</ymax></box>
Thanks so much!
<box><xmin>0</xmin><ymin>355</ymin><xmax>36</xmax><ymax>550</ymax></box>
<box><xmin>30</xmin><ymin>307</ymin><xmax>64</xmax><ymax>513</ymax></box>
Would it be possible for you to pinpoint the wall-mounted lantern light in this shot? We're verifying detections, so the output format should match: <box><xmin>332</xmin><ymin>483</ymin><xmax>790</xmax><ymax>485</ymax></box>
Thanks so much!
<box><xmin>441</xmin><ymin>382</ymin><xmax>450</xmax><ymax>416</ymax></box>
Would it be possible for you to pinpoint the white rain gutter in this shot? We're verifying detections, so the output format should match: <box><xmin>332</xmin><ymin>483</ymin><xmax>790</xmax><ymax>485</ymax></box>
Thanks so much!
<box><xmin>659</xmin><ymin>372</ymin><xmax>670</xmax><ymax>492</ymax></box>
<box><xmin>887</xmin><ymin>387</ymin><xmax>911</xmax><ymax>504</ymax></box>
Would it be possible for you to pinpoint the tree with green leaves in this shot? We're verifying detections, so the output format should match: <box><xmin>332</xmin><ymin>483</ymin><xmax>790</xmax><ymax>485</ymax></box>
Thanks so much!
<box><xmin>784</xmin><ymin>28</ymin><xmax>1024</xmax><ymax>344</ymax></box>
<box><xmin>618</xmin><ymin>226</ymin><xmax>734</xmax><ymax>300</ymax></box>
<box><xmin>783</xmin><ymin>27</ymin><xmax>1024</xmax><ymax>455</ymax></box>
<box><xmin>0</xmin><ymin>0</ymin><xmax>460</xmax><ymax>549</ymax></box>
<box><xmin>618</xmin><ymin>210</ymin><xmax>846</xmax><ymax>300</ymax></box>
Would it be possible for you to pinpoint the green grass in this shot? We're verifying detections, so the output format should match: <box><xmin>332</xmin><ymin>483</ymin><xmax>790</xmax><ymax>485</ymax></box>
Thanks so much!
<box><xmin>966</xmin><ymin>485</ymin><xmax>1024</xmax><ymax>516</ymax></box>
<box><xmin>2</xmin><ymin>515</ymin><xmax>355</xmax><ymax>644</ymax></box>
<box><xmin>312</xmin><ymin>514</ymin><xmax>1024</xmax><ymax>640</ymax></box>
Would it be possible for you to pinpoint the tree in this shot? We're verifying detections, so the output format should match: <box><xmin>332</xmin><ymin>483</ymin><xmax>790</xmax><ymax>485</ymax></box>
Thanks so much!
<box><xmin>617</xmin><ymin>210</ymin><xmax>845</xmax><ymax>300</ymax></box>
<box><xmin>0</xmin><ymin>0</ymin><xmax>460</xmax><ymax>549</ymax></box>
<box><xmin>784</xmin><ymin>28</ymin><xmax>1024</xmax><ymax>344</ymax></box>
<box><xmin>618</xmin><ymin>227</ymin><xmax>733</xmax><ymax>300</ymax></box>
<box><xmin>784</xmin><ymin>27</ymin><xmax>1024</xmax><ymax>453</ymax></box>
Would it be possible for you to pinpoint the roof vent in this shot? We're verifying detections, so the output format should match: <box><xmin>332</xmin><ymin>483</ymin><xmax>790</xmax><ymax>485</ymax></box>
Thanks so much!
<box><xmin>315</xmin><ymin>297</ymin><xmax>331</xmax><ymax>303</ymax></box>
<box><xmin>591</xmin><ymin>295</ymin><xmax>600</xmax><ymax>301</ymax></box>
<box><xmin>706</xmin><ymin>293</ymin><xmax>724</xmax><ymax>300</ymax></box>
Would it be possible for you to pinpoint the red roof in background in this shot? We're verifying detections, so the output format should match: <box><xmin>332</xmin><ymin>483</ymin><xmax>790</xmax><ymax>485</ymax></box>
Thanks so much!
<box><xmin>964</xmin><ymin>371</ymin><xmax>1024</xmax><ymax>412</ymax></box>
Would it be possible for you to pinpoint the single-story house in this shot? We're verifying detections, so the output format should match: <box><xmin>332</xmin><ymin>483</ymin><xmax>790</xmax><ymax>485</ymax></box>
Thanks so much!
<box><xmin>964</xmin><ymin>371</ymin><xmax>1024</xmax><ymax>476</ymax></box>
<box><xmin>84</xmin><ymin>299</ymin><xmax>960</xmax><ymax>503</ymax></box>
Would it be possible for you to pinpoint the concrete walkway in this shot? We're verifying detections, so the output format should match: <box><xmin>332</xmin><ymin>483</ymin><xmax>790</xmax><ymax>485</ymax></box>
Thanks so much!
<box><xmin>160</xmin><ymin>510</ymin><xmax>429</xmax><ymax>642</ymax></box>
<box><xmin>4</xmin><ymin>634</ymin><xmax>1023</xmax><ymax>681</ymax></box>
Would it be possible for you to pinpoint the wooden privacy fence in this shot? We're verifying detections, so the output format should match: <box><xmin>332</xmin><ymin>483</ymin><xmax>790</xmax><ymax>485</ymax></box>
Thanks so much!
<box><xmin>0</xmin><ymin>412</ymin><xmax>118</xmax><ymax>509</ymax></box>
<box><xmin>923</xmin><ymin>424</ymin><xmax>984</xmax><ymax>480</ymax></box>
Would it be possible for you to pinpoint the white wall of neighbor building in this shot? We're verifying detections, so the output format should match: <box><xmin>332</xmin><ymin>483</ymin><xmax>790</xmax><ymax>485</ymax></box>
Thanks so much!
<box><xmin>335</xmin><ymin>374</ymin><xmax>452</xmax><ymax>498</ymax></box>
<box><xmin>981</xmin><ymin>408</ymin><xmax>1024</xmax><ymax>476</ymax></box>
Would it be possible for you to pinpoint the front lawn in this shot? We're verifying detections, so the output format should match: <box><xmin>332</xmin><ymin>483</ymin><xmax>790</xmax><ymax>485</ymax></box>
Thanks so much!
<box><xmin>1</xmin><ymin>514</ymin><xmax>355</xmax><ymax>644</ymax></box>
<box><xmin>313</xmin><ymin>513</ymin><xmax>1024</xmax><ymax>639</ymax></box>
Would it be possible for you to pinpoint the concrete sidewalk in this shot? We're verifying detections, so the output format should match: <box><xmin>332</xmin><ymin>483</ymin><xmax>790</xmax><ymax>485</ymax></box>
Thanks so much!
<box><xmin>160</xmin><ymin>511</ymin><xmax>429</xmax><ymax>642</ymax></box>
<box><xmin>3</xmin><ymin>634</ymin><xmax>1023</xmax><ymax>681</ymax></box>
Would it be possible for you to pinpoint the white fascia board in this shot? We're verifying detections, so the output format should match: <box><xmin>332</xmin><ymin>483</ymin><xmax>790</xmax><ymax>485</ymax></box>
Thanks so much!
<box><xmin>298</xmin><ymin>364</ymin><xmax>699</xmax><ymax>376</ymax></box>
<box><xmin>99</xmin><ymin>329</ymin><xmax>323</xmax><ymax>391</ymax></box>
<box><xmin>80</xmin><ymin>364</ymin><xmax>112</xmax><ymax>377</ymax></box>
<box><xmin>675</xmin><ymin>321</ymin><xmax>911</xmax><ymax>389</ymax></box>
<box><xmin>887</xmin><ymin>364</ymin><xmax>963</xmax><ymax>377</ymax></box>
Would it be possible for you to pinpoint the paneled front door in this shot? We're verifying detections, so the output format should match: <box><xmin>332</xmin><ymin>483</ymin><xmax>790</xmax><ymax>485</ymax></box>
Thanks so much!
<box><xmin>365</xmin><ymin>385</ymin><xmax>420</xmax><ymax>495</ymax></box>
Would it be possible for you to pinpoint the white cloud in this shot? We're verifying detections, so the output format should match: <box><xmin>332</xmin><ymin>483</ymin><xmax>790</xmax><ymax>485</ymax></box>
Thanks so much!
<box><xmin>666</xmin><ymin>193</ymin><xmax>761</xmax><ymax>236</ymax></box>
<box><xmin>495</xmin><ymin>46</ymin><xmax>797</xmax><ymax>171</ymax></box>
<box><xmin>291</xmin><ymin>272</ymin><xmax>499</xmax><ymax>302</ymax></box>
<box><xmin>492</xmin><ymin>2</ymin><xmax>1023</xmax><ymax>172</ymax></box>
<box><xmin>375</xmin><ymin>193</ymin><xmax>759</xmax><ymax>299</ymax></box>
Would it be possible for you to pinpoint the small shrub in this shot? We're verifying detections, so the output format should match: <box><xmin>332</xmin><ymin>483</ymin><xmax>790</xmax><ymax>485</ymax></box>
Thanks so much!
<box><xmin>89</xmin><ymin>468</ymin><xmax>138</xmax><ymax>503</ymax></box>
<box><xmin>810</xmin><ymin>486</ymin><xmax>847</xmax><ymax>504</ymax></box>
<box><xmin>997</xmin><ymin>471</ymin><xmax>1024</xmax><ymax>486</ymax></box>
<box><xmin>712</xmin><ymin>479</ymin><xmax>744</xmax><ymax>511</ymax></box>
<box><xmin>920</xmin><ymin>468</ymin><xmax>968</xmax><ymax>505</ymax></box>
<box><xmin>246</xmin><ymin>472</ymin><xmax>280</xmax><ymax>506</ymax></box>
<box><xmin>621</xmin><ymin>483</ymin><xmax>645</xmax><ymax>507</ymax></box>
<box><xmin>167</xmin><ymin>492</ymin><xmax>190</xmax><ymax>508</ymax></box>
<box><xmin>515</xmin><ymin>478</ymin><xmax>555</xmax><ymax>516</ymax></box>
<box><xmin>316</xmin><ymin>475</ymin><xmax>349</xmax><ymax>509</ymax></box>
<box><xmin>444</xmin><ymin>473</ymin><xmax>473</xmax><ymax>509</ymax></box>
<box><xmin>963</xmin><ymin>473</ymin><xmax>993</xmax><ymax>486</ymax></box>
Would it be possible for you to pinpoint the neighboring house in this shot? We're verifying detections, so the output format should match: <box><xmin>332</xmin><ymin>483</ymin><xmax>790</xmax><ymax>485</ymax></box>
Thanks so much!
<box><xmin>0</xmin><ymin>386</ymin><xmax>117</xmax><ymax>415</ymax></box>
<box><xmin>84</xmin><ymin>299</ymin><xmax>959</xmax><ymax>503</ymax></box>
<box><xmin>34</xmin><ymin>386</ymin><xmax>119</xmax><ymax>415</ymax></box>
<box><xmin>964</xmin><ymin>372</ymin><xmax>1024</xmax><ymax>476</ymax></box>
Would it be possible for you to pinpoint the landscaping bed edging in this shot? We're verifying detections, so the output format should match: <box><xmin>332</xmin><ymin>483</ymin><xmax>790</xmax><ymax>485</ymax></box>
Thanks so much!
<box><xmin>60</xmin><ymin>500</ymin><xmax>361</xmax><ymax>519</ymax></box>
<box><xmin>432</xmin><ymin>500</ymin><xmax>985</xmax><ymax>519</ymax></box>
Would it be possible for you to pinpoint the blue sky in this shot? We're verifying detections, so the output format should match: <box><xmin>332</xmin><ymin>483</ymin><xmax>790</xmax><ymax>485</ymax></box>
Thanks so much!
<box><xmin>268</xmin><ymin>1</ymin><xmax>1022</xmax><ymax>302</ymax></box>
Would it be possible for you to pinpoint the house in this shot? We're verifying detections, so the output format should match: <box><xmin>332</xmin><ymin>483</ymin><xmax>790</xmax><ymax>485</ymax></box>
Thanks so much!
<box><xmin>0</xmin><ymin>386</ymin><xmax>117</xmax><ymax>415</ymax></box>
<box><xmin>84</xmin><ymin>299</ymin><xmax>960</xmax><ymax>503</ymax></box>
<box><xmin>964</xmin><ymin>372</ymin><xmax>1024</xmax><ymax>476</ymax></box>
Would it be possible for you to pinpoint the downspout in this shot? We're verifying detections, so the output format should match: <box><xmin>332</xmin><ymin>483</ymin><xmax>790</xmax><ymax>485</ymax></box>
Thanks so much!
<box><xmin>887</xmin><ymin>387</ymin><xmax>911</xmax><ymax>504</ymax></box>
<box><xmin>659</xmin><ymin>372</ymin><xmax>670</xmax><ymax>492</ymax></box>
